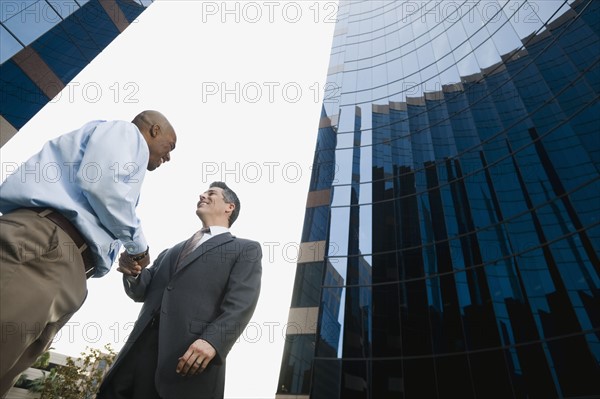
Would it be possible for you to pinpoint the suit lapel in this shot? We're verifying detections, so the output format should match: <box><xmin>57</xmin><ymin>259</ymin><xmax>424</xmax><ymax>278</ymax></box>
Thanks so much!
<box><xmin>172</xmin><ymin>232</ymin><xmax>234</xmax><ymax>277</ymax></box>
<box><xmin>169</xmin><ymin>240</ymin><xmax>188</xmax><ymax>275</ymax></box>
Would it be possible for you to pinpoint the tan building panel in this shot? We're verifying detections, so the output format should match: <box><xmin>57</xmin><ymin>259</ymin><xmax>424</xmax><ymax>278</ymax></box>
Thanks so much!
<box><xmin>443</xmin><ymin>82</ymin><xmax>464</xmax><ymax>93</ymax></box>
<box><xmin>406</xmin><ymin>96</ymin><xmax>425</xmax><ymax>106</ymax></box>
<box><xmin>372</xmin><ymin>103</ymin><xmax>389</xmax><ymax>114</ymax></box>
<box><xmin>0</xmin><ymin>116</ymin><xmax>18</xmax><ymax>148</ymax></box>
<box><xmin>298</xmin><ymin>241</ymin><xmax>326</xmax><ymax>264</ymax></box>
<box><xmin>286</xmin><ymin>307</ymin><xmax>319</xmax><ymax>335</ymax></box>
<box><xmin>328</xmin><ymin>64</ymin><xmax>344</xmax><ymax>75</ymax></box>
<box><xmin>306</xmin><ymin>189</ymin><xmax>330</xmax><ymax>208</ymax></box>
<box><xmin>12</xmin><ymin>47</ymin><xmax>64</xmax><ymax>100</ymax></box>
<box><xmin>99</xmin><ymin>0</ymin><xmax>130</xmax><ymax>32</ymax></box>
<box><xmin>424</xmin><ymin>91</ymin><xmax>444</xmax><ymax>101</ymax></box>
<box><xmin>389</xmin><ymin>101</ymin><xmax>407</xmax><ymax>111</ymax></box>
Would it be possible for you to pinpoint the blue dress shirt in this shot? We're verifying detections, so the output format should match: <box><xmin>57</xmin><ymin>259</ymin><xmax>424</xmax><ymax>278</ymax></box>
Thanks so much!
<box><xmin>0</xmin><ymin>120</ymin><xmax>150</xmax><ymax>277</ymax></box>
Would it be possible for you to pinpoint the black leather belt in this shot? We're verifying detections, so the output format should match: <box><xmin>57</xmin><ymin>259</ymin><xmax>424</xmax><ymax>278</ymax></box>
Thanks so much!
<box><xmin>28</xmin><ymin>208</ymin><xmax>96</xmax><ymax>279</ymax></box>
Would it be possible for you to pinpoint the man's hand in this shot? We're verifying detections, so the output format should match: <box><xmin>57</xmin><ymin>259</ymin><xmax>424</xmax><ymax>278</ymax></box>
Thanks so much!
<box><xmin>117</xmin><ymin>252</ymin><xmax>143</xmax><ymax>276</ymax></box>
<box><xmin>176</xmin><ymin>339</ymin><xmax>216</xmax><ymax>376</ymax></box>
<box><xmin>132</xmin><ymin>249</ymin><xmax>151</xmax><ymax>269</ymax></box>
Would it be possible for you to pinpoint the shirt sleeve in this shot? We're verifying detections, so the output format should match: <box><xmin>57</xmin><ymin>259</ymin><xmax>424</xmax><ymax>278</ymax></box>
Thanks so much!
<box><xmin>76</xmin><ymin>120</ymin><xmax>149</xmax><ymax>254</ymax></box>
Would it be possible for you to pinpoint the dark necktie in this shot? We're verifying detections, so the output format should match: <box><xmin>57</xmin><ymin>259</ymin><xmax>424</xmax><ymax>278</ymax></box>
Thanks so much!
<box><xmin>175</xmin><ymin>227</ymin><xmax>210</xmax><ymax>271</ymax></box>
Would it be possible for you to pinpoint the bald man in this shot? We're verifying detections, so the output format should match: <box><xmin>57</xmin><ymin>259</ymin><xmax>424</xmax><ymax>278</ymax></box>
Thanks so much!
<box><xmin>0</xmin><ymin>111</ymin><xmax>177</xmax><ymax>396</ymax></box>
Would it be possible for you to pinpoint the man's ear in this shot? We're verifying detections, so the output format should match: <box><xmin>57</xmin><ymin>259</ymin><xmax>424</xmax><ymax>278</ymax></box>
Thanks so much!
<box><xmin>151</xmin><ymin>124</ymin><xmax>161</xmax><ymax>137</ymax></box>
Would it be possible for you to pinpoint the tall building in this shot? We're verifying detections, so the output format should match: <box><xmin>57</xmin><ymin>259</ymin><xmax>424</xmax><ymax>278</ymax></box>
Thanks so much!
<box><xmin>277</xmin><ymin>0</ymin><xmax>600</xmax><ymax>398</ymax></box>
<box><xmin>0</xmin><ymin>0</ymin><xmax>153</xmax><ymax>147</ymax></box>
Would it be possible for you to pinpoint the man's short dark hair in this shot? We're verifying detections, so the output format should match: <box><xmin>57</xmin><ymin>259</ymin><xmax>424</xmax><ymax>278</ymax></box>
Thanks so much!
<box><xmin>210</xmin><ymin>181</ymin><xmax>240</xmax><ymax>227</ymax></box>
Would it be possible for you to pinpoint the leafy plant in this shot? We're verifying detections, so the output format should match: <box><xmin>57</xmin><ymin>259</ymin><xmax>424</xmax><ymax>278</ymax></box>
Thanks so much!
<box><xmin>28</xmin><ymin>345</ymin><xmax>116</xmax><ymax>399</ymax></box>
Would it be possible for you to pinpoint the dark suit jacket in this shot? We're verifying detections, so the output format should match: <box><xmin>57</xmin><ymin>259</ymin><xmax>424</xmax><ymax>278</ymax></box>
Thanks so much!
<box><xmin>101</xmin><ymin>232</ymin><xmax>262</xmax><ymax>399</ymax></box>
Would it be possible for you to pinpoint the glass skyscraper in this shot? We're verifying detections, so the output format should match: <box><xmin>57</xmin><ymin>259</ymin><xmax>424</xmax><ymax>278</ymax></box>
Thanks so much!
<box><xmin>0</xmin><ymin>0</ymin><xmax>153</xmax><ymax>146</ymax></box>
<box><xmin>277</xmin><ymin>0</ymin><xmax>600</xmax><ymax>398</ymax></box>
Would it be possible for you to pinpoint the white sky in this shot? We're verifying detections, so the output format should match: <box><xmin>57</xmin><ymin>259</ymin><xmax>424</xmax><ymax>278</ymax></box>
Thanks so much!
<box><xmin>0</xmin><ymin>1</ymin><xmax>337</xmax><ymax>397</ymax></box>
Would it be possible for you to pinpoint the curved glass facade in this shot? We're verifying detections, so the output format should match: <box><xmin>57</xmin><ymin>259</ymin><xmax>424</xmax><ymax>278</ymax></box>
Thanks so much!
<box><xmin>278</xmin><ymin>0</ymin><xmax>600</xmax><ymax>398</ymax></box>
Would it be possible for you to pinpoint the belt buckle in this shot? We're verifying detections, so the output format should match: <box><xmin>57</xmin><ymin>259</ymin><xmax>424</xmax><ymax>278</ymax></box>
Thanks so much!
<box><xmin>85</xmin><ymin>266</ymin><xmax>95</xmax><ymax>279</ymax></box>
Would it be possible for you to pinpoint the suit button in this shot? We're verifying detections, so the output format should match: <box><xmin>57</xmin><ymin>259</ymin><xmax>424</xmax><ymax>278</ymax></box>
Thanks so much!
<box><xmin>167</xmin><ymin>285</ymin><xmax>173</xmax><ymax>291</ymax></box>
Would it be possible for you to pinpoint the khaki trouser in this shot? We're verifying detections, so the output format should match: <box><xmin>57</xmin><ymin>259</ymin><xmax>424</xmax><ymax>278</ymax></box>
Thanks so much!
<box><xmin>0</xmin><ymin>209</ymin><xmax>87</xmax><ymax>397</ymax></box>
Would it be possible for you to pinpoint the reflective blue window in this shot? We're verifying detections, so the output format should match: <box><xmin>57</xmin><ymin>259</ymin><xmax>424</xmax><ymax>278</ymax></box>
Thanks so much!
<box><xmin>0</xmin><ymin>25</ymin><xmax>23</xmax><ymax>64</ymax></box>
<box><xmin>31</xmin><ymin>23</ymin><xmax>87</xmax><ymax>83</ymax></box>
<box><xmin>281</xmin><ymin>1</ymin><xmax>600</xmax><ymax>397</ymax></box>
<box><xmin>115</xmin><ymin>0</ymin><xmax>145</xmax><ymax>23</ymax></box>
<box><xmin>3</xmin><ymin>1</ymin><xmax>61</xmax><ymax>46</ymax></box>
<box><xmin>290</xmin><ymin>262</ymin><xmax>324</xmax><ymax>308</ymax></box>
<box><xmin>46</xmin><ymin>0</ymin><xmax>80</xmax><ymax>19</ymax></box>
<box><xmin>0</xmin><ymin>0</ymin><xmax>152</xmax><ymax>138</ymax></box>
<box><xmin>0</xmin><ymin>60</ymin><xmax>48</xmax><ymax>129</ymax></box>
<box><xmin>1</xmin><ymin>0</ymin><xmax>39</xmax><ymax>22</ymax></box>
<box><xmin>277</xmin><ymin>334</ymin><xmax>315</xmax><ymax>395</ymax></box>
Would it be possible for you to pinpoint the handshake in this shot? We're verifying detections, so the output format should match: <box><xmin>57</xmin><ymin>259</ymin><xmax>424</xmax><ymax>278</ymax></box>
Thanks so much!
<box><xmin>117</xmin><ymin>247</ymin><xmax>151</xmax><ymax>277</ymax></box>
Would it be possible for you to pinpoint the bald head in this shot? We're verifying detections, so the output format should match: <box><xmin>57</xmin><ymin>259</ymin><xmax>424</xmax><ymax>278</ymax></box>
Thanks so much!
<box><xmin>132</xmin><ymin>110</ymin><xmax>173</xmax><ymax>133</ymax></box>
<box><xmin>132</xmin><ymin>110</ymin><xmax>177</xmax><ymax>171</ymax></box>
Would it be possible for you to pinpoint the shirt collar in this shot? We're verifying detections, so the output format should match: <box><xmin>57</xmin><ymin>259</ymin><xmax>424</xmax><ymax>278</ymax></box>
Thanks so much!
<box><xmin>203</xmin><ymin>225</ymin><xmax>229</xmax><ymax>237</ymax></box>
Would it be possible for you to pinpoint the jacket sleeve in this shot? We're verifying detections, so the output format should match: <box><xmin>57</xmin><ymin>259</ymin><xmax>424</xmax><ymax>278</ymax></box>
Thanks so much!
<box><xmin>199</xmin><ymin>240</ymin><xmax>262</xmax><ymax>363</ymax></box>
<box><xmin>122</xmin><ymin>248</ymin><xmax>169</xmax><ymax>302</ymax></box>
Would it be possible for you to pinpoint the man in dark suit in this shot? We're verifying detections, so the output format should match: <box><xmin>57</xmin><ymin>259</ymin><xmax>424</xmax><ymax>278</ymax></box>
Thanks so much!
<box><xmin>97</xmin><ymin>181</ymin><xmax>262</xmax><ymax>399</ymax></box>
